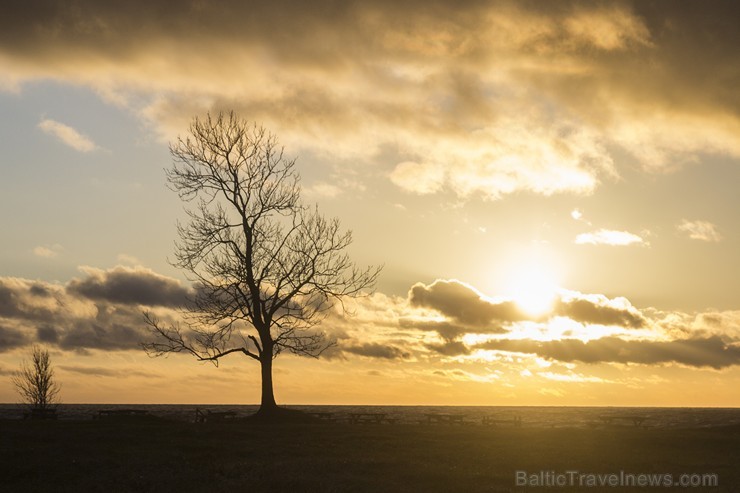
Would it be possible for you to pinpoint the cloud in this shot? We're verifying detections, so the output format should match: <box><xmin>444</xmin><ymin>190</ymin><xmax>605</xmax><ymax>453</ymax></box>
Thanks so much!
<box><xmin>575</xmin><ymin>229</ymin><xmax>646</xmax><ymax>246</ymax></box>
<box><xmin>409</xmin><ymin>279</ymin><xmax>525</xmax><ymax>326</ymax></box>
<box><xmin>425</xmin><ymin>340</ymin><xmax>470</xmax><ymax>356</ymax></box>
<box><xmin>2</xmin><ymin>267</ymin><xmax>740</xmax><ymax>376</ymax></box>
<box><xmin>390</xmin><ymin>161</ymin><xmax>444</xmax><ymax>195</ymax></box>
<box><xmin>0</xmin><ymin>270</ymin><xmax>184</xmax><ymax>352</ymax></box>
<box><xmin>0</xmin><ymin>278</ymin><xmax>59</xmax><ymax>321</ymax></box>
<box><xmin>556</xmin><ymin>293</ymin><xmax>646</xmax><ymax>329</ymax></box>
<box><xmin>0</xmin><ymin>324</ymin><xmax>31</xmax><ymax>351</ymax></box>
<box><xmin>0</xmin><ymin>283</ymin><xmax>22</xmax><ymax>319</ymax></box>
<box><xmin>562</xmin><ymin>5</ymin><xmax>651</xmax><ymax>51</ymax></box>
<box><xmin>677</xmin><ymin>220</ymin><xmax>722</xmax><ymax>242</ymax></box>
<box><xmin>38</xmin><ymin>118</ymin><xmax>97</xmax><ymax>152</ymax></box>
<box><xmin>538</xmin><ymin>371</ymin><xmax>608</xmax><ymax>383</ymax></box>
<box><xmin>32</xmin><ymin>244</ymin><xmax>63</xmax><ymax>258</ymax></box>
<box><xmin>37</xmin><ymin>325</ymin><xmax>59</xmax><ymax>344</ymax></box>
<box><xmin>479</xmin><ymin>336</ymin><xmax>740</xmax><ymax>369</ymax></box>
<box><xmin>303</xmin><ymin>182</ymin><xmax>343</xmax><ymax>198</ymax></box>
<box><xmin>407</xmin><ymin>280</ymin><xmax>646</xmax><ymax>331</ymax></box>
<box><xmin>440</xmin><ymin>121</ymin><xmax>614</xmax><ymax>200</ymax></box>
<box><xmin>341</xmin><ymin>342</ymin><xmax>410</xmax><ymax>360</ymax></box>
<box><xmin>33</xmin><ymin>247</ymin><xmax>56</xmax><ymax>258</ymax></box>
<box><xmin>399</xmin><ymin>318</ymin><xmax>486</xmax><ymax>341</ymax></box>
<box><xmin>58</xmin><ymin>365</ymin><xmax>158</xmax><ymax>378</ymax></box>
<box><xmin>3</xmin><ymin>1</ymin><xmax>738</xmax><ymax>200</ymax></box>
<box><xmin>67</xmin><ymin>266</ymin><xmax>190</xmax><ymax>307</ymax></box>
<box><xmin>693</xmin><ymin>311</ymin><xmax>740</xmax><ymax>336</ymax></box>
<box><xmin>55</xmin><ymin>313</ymin><xmax>149</xmax><ymax>352</ymax></box>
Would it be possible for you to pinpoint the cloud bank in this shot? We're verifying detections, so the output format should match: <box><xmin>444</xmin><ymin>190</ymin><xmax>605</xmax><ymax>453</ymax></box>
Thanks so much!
<box><xmin>478</xmin><ymin>336</ymin><xmax>740</xmax><ymax>370</ymax></box>
<box><xmin>1</xmin><ymin>269</ymin><xmax>738</xmax><ymax>371</ymax></box>
<box><xmin>2</xmin><ymin>1</ymin><xmax>739</xmax><ymax>199</ymax></box>
<box><xmin>67</xmin><ymin>266</ymin><xmax>191</xmax><ymax>307</ymax></box>
<box><xmin>408</xmin><ymin>280</ymin><xmax>646</xmax><ymax>330</ymax></box>
<box><xmin>0</xmin><ymin>267</ymin><xmax>188</xmax><ymax>352</ymax></box>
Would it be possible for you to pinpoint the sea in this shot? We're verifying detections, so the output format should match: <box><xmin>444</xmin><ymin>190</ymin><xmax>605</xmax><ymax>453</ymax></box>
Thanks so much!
<box><xmin>1</xmin><ymin>404</ymin><xmax>739</xmax><ymax>428</ymax></box>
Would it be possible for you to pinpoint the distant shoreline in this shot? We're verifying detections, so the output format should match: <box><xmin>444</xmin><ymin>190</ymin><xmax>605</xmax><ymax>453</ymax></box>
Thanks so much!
<box><xmin>2</xmin><ymin>403</ymin><xmax>739</xmax><ymax>429</ymax></box>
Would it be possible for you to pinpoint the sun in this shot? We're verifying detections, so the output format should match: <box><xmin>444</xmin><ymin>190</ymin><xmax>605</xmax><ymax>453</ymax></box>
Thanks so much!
<box><xmin>487</xmin><ymin>244</ymin><xmax>564</xmax><ymax>318</ymax></box>
<box><xmin>501</xmin><ymin>255</ymin><xmax>561</xmax><ymax>317</ymax></box>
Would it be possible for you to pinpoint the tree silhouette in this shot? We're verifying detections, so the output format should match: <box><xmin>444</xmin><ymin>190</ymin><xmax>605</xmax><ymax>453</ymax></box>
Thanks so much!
<box><xmin>13</xmin><ymin>345</ymin><xmax>61</xmax><ymax>411</ymax></box>
<box><xmin>143</xmin><ymin>112</ymin><xmax>380</xmax><ymax>416</ymax></box>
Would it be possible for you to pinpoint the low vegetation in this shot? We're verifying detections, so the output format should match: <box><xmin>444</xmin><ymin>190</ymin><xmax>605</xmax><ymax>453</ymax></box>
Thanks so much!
<box><xmin>1</xmin><ymin>419</ymin><xmax>738</xmax><ymax>492</ymax></box>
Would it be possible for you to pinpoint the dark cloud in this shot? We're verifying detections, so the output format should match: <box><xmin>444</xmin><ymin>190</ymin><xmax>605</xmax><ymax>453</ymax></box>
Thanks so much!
<box><xmin>479</xmin><ymin>336</ymin><xmax>740</xmax><ymax>369</ymax></box>
<box><xmin>399</xmin><ymin>318</ymin><xmax>506</xmax><ymax>341</ymax></box>
<box><xmin>555</xmin><ymin>297</ymin><xmax>646</xmax><ymax>328</ymax></box>
<box><xmin>629</xmin><ymin>1</ymin><xmax>740</xmax><ymax>112</ymax></box>
<box><xmin>0</xmin><ymin>271</ymin><xmax>172</xmax><ymax>352</ymax></box>
<box><xmin>0</xmin><ymin>283</ymin><xmax>23</xmax><ymax>318</ymax></box>
<box><xmin>409</xmin><ymin>280</ymin><xmax>525</xmax><ymax>326</ymax></box>
<box><xmin>58</xmin><ymin>366</ymin><xmax>125</xmax><ymax>377</ymax></box>
<box><xmin>56</xmin><ymin>300</ymin><xmax>154</xmax><ymax>351</ymax></box>
<box><xmin>36</xmin><ymin>325</ymin><xmax>59</xmax><ymax>344</ymax></box>
<box><xmin>425</xmin><ymin>340</ymin><xmax>470</xmax><ymax>356</ymax></box>
<box><xmin>341</xmin><ymin>343</ymin><xmax>410</xmax><ymax>360</ymax></box>
<box><xmin>57</xmin><ymin>322</ymin><xmax>148</xmax><ymax>352</ymax></box>
<box><xmin>0</xmin><ymin>0</ymin><xmax>483</xmax><ymax>58</ymax></box>
<box><xmin>29</xmin><ymin>283</ymin><xmax>52</xmax><ymax>297</ymax></box>
<box><xmin>0</xmin><ymin>278</ymin><xmax>59</xmax><ymax>322</ymax></box>
<box><xmin>58</xmin><ymin>365</ymin><xmax>158</xmax><ymax>378</ymax></box>
<box><xmin>0</xmin><ymin>324</ymin><xmax>31</xmax><ymax>352</ymax></box>
<box><xmin>68</xmin><ymin>266</ymin><xmax>190</xmax><ymax>307</ymax></box>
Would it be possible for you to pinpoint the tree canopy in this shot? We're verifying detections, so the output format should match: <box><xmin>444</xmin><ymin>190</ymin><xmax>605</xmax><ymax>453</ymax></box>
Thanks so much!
<box><xmin>13</xmin><ymin>345</ymin><xmax>61</xmax><ymax>410</ymax></box>
<box><xmin>143</xmin><ymin>112</ymin><xmax>380</xmax><ymax>414</ymax></box>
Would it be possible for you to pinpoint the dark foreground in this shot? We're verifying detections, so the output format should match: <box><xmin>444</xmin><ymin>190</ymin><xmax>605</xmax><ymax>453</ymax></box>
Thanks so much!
<box><xmin>1</xmin><ymin>418</ymin><xmax>738</xmax><ymax>492</ymax></box>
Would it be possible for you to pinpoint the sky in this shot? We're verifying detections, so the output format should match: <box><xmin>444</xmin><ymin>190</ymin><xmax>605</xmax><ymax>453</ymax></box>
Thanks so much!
<box><xmin>1</xmin><ymin>0</ymin><xmax>739</xmax><ymax>406</ymax></box>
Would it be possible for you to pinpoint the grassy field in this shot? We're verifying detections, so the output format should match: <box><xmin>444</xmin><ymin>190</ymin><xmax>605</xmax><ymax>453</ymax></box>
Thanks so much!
<box><xmin>1</xmin><ymin>418</ymin><xmax>738</xmax><ymax>492</ymax></box>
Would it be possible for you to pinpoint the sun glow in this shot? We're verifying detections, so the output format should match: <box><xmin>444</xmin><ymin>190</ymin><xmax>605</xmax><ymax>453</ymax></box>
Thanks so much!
<box><xmin>498</xmin><ymin>249</ymin><xmax>563</xmax><ymax>317</ymax></box>
<box><xmin>508</xmin><ymin>265</ymin><xmax>558</xmax><ymax>316</ymax></box>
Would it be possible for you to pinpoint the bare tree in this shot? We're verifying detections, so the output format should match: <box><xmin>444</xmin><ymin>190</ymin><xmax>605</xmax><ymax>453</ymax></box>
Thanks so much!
<box><xmin>12</xmin><ymin>345</ymin><xmax>61</xmax><ymax>410</ymax></box>
<box><xmin>143</xmin><ymin>111</ymin><xmax>380</xmax><ymax>416</ymax></box>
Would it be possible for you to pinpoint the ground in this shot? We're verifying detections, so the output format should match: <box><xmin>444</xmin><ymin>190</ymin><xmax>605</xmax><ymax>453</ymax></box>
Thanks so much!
<box><xmin>1</xmin><ymin>418</ymin><xmax>738</xmax><ymax>492</ymax></box>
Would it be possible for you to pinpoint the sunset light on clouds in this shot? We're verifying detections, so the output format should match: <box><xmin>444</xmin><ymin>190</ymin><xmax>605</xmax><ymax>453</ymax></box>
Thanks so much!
<box><xmin>1</xmin><ymin>0</ymin><xmax>739</xmax><ymax>407</ymax></box>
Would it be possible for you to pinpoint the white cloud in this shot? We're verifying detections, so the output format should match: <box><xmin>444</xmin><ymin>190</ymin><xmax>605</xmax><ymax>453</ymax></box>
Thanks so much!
<box><xmin>38</xmin><ymin>118</ymin><xmax>97</xmax><ymax>152</ymax></box>
<box><xmin>390</xmin><ymin>161</ymin><xmax>445</xmax><ymax>195</ymax></box>
<box><xmin>303</xmin><ymin>182</ymin><xmax>343</xmax><ymax>198</ymax></box>
<box><xmin>539</xmin><ymin>371</ymin><xmax>609</xmax><ymax>383</ymax></box>
<box><xmin>33</xmin><ymin>244</ymin><xmax>63</xmax><ymax>258</ymax></box>
<box><xmin>443</xmin><ymin>121</ymin><xmax>614</xmax><ymax>200</ymax></box>
<box><xmin>677</xmin><ymin>220</ymin><xmax>722</xmax><ymax>242</ymax></box>
<box><xmin>575</xmin><ymin>229</ymin><xmax>646</xmax><ymax>246</ymax></box>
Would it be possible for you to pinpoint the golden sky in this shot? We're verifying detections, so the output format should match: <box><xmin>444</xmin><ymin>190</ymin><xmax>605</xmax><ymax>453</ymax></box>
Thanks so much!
<box><xmin>1</xmin><ymin>0</ymin><xmax>739</xmax><ymax>405</ymax></box>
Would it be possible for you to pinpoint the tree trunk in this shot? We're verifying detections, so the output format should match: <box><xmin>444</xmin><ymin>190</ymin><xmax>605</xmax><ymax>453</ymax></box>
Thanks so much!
<box><xmin>258</xmin><ymin>352</ymin><xmax>278</xmax><ymax>415</ymax></box>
